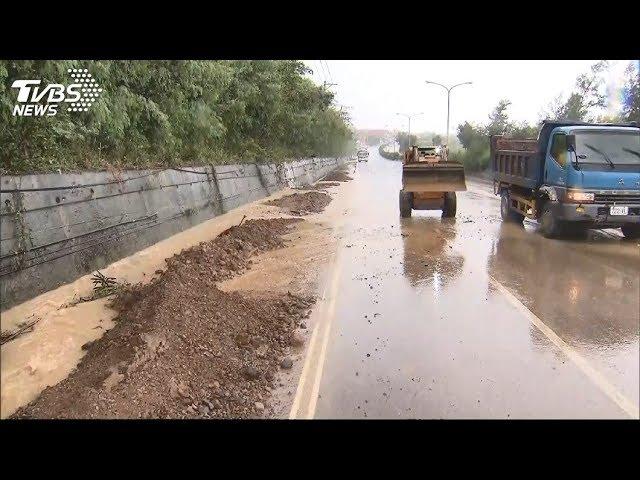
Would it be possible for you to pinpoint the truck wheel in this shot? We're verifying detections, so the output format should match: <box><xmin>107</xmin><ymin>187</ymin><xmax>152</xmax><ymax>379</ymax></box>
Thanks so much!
<box><xmin>442</xmin><ymin>192</ymin><xmax>457</xmax><ymax>218</ymax></box>
<box><xmin>539</xmin><ymin>203</ymin><xmax>565</xmax><ymax>238</ymax></box>
<box><xmin>500</xmin><ymin>191</ymin><xmax>524</xmax><ymax>223</ymax></box>
<box><xmin>399</xmin><ymin>191</ymin><xmax>412</xmax><ymax>218</ymax></box>
<box><xmin>621</xmin><ymin>225</ymin><xmax>640</xmax><ymax>240</ymax></box>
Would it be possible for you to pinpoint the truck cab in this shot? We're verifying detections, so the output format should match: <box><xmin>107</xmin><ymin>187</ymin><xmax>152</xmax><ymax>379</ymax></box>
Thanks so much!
<box><xmin>492</xmin><ymin>121</ymin><xmax>640</xmax><ymax>239</ymax></box>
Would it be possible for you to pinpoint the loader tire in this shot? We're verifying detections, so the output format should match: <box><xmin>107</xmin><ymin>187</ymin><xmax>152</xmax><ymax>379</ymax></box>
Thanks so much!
<box><xmin>399</xmin><ymin>191</ymin><xmax>412</xmax><ymax>218</ymax></box>
<box><xmin>500</xmin><ymin>191</ymin><xmax>524</xmax><ymax>223</ymax></box>
<box><xmin>442</xmin><ymin>192</ymin><xmax>457</xmax><ymax>218</ymax></box>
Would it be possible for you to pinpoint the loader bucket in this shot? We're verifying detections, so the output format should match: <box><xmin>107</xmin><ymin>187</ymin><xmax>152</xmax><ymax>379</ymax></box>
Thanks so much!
<box><xmin>402</xmin><ymin>162</ymin><xmax>467</xmax><ymax>192</ymax></box>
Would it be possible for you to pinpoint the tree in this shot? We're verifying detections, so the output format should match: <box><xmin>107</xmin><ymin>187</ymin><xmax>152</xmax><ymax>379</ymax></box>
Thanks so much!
<box><xmin>509</xmin><ymin>121</ymin><xmax>539</xmax><ymax>139</ymax></box>
<box><xmin>451</xmin><ymin>61</ymin><xmax>631</xmax><ymax>172</ymax></box>
<box><xmin>432</xmin><ymin>134</ymin><xmax>442</xmax><ymax>145</ymax></box>
<box><xmin>486</xmin><ymin>99</ymin><xmax>512</xmax><ymax>136</ymax></box>
<box><xmin>1</xmin><ymin>60</ymin><xmax>355</xmax><ymax>174</ymax></box>
<box><xmin>621</xmin><ymin>61</ymin><xmax>640</xmax><ymax>123</ymax></box>
<box><xmin>454</xmin><ymin>120</ymin><xmax>490</xmax><ymax>171</ymax></box>
<box><xmin>540</xmin><ymin>94</ymin><xmax>564</xmax><ymax>122</ymax></box>
<box><xmin>453</xmin><ymin>99</ymin><xmax>539</xmax><ymax>171</ymax></box>
<box><xmin>575</xmin><ymin>61</ymin><xmax>608</xmax><ymax>114</ymax></box>
<box><xmin>540</xmin><ymin>61</ymin><xmax>609</xmax><ymax>122</ymax></box>
<box><xmin>396</xmin><ymin>132</ymin><xmax>417</xmax><ymax>152</ymax></box>
<box><xmin>456</xmin><ymin>121</ymin><xmax>482</xmax><ymax>149</ymax></box>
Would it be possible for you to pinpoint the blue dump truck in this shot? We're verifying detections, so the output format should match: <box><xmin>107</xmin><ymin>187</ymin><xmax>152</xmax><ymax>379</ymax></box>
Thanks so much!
<box><xmin>491</xmin><ymin>120</ymin><xmax>640</xmax><ymax>238</ymax></box>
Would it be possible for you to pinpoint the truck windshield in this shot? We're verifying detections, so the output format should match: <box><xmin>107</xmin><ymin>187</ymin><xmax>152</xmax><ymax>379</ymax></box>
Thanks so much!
<box><xmin>575</xmin><ymin>130</ymin><xmax>640</xmax><ymax>166</ymax></box>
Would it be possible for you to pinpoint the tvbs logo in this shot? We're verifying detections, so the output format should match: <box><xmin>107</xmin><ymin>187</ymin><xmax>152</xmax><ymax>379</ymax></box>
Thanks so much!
<box><xmin>11</xmin><ymin>68</ymin><xmax>103</xmax><ymax>117</ymax></box>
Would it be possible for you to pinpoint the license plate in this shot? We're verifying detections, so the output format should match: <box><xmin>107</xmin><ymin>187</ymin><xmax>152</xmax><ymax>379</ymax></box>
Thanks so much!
<box><xmin>610</xmin><ymin>206</ymin><xmax>628</xmax><ymax>216</ymax></box>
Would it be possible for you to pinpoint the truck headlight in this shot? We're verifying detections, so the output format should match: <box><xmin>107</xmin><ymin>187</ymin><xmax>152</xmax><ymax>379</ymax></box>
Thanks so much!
<box><xmin>566</xmin><ymin>190</ymin><xmax>594</xmax><ymax>203</ymax></box>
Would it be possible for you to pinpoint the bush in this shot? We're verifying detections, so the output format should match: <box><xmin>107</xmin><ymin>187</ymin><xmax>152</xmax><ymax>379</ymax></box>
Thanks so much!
<box><xmin>0</xmin><ymin>60</ymin><xmax>355</xmax><ymax>175</ymax></box>
<box><xmin>378</xmin><ymin>144</ymin><xmax>401</xmax><ymax>160</ymax></box>
<box><xmin>449</xmin><ymin>145</ymin><xmax>490</xmax><ymax>172</ymax></box>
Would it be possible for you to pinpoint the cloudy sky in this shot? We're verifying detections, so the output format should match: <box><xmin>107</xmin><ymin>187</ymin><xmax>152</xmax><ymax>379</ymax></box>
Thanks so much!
<box><xmin>303</xmin><ymin>60</ymin><xmax>631</xmax><ymax>134</ymax></box>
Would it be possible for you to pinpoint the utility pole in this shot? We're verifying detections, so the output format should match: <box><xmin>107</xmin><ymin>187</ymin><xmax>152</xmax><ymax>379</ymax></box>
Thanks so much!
<box><xmin>424</xmin><ymin>81</ymin><xmax>472</xmax><ymax>146</ymax></box>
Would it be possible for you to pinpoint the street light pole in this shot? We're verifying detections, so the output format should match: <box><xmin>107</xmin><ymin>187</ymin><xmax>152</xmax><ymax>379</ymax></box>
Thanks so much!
<box><xmin>424</xmin><ymin>81</ymin><xmax>472</xmax><ymax>146</ymax></box>
<box><xmin>395</xmin><ymin>112</ymin><xmax>423</xmax><ymax>146</ymax></box>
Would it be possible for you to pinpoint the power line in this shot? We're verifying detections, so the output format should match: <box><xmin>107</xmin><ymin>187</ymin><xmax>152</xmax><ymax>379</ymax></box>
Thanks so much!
<box><xmin>314</xmin><ymin>61</ymin><xmax>325</xmax><ymax>83</ymax></box>
<box><xmin>322</xmin><ymin>60</ymin><xmax>333</xmax><ymax>82</ymax></box>
<box><xmin>318</xmin><ymin>60</ymin><xmax>326</xmax><ymax>80</ymax></box>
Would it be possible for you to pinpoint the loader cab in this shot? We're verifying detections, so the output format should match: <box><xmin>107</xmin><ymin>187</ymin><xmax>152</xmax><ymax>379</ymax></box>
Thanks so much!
<box><xmin>409</xmin><ymin>145</ymin><xmax>443</xmax><ymax>164</ymax></box>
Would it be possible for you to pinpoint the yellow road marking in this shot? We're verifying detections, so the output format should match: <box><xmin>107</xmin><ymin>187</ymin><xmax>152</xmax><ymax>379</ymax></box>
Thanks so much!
<box><xmin>289</xmin><ymin>255</ymin><xmax>342</xmax><ymax>419</ymax></box>
<box><xmin>305</xmin><ymin>259</ymin><xmax>343</xmax><ymax>418</ymax></box>
<box><xmin>288</xmin><ymin>250</ymin><xmax>343</xmax><ymax>419</ymax></box>
<box><xmin>288</xmin><ymin>307</ymin><xmax>321</xmax><ymax>419</ymax></box>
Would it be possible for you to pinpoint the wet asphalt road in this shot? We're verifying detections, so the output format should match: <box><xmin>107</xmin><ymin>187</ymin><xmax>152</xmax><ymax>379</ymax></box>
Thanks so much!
<box><xmin>313</xmin><ymin>147</ymin><xmax>639</xmax><ymax>419</ymax></box>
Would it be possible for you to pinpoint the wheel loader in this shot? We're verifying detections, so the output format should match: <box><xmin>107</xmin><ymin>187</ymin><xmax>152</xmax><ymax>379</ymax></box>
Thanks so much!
<box><xmin>399</xmin><ymin>145</ymin><xmax>466</xmax><ymax>218</ymax></box>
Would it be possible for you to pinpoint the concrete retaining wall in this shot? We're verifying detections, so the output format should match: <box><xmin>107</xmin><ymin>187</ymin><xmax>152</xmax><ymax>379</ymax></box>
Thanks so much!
<box><xmin>0</xmin><ymin>157</ymin><xmax>346</xmax><ymax>309</ymax></box>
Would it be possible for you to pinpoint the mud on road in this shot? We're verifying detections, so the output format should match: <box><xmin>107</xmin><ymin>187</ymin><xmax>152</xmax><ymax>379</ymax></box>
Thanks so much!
<box><xmin>322</xmin><ymin>171</ymin><xmax>353</xmax><ymax>182</ymax></box>
<box><xmin>294</xmin><ymin>182</ymin><xmax>341</xmax><ymax>191</ymax></box>
<box><xmin>12</xmin><ymin>219</ymin><xmax>316</xmax><ymax>419</ymax></box>
<box><xmin>264</xmin><ymin>191</ymin><xmax>332</xmax><ymax>216</ymax></box>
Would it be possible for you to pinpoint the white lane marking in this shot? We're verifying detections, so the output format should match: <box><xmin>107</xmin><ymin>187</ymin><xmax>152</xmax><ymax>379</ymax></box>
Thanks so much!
<box><xmin>446</xmin><ymin>230</ymin><xmax>638</xmax><ymax>419</ymax></box>
<box><xmin>489</xmin><ymin>275</ymin><xmax>639</xmax><ymax>419</ymax></box>
<box><xmin>466</xmin><ymin>187</ymin><xmax>637</xmax><ymax>414</ymax></box>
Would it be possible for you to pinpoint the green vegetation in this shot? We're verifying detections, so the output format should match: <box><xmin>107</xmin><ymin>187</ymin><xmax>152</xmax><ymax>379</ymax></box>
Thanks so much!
<box><xmin>449</xmin><ymin>100</ymin><xmax>538</xmax><ymax>171</ymax></box>
<box><xmin>378</xmin><ymin>144</ymin><xmax>401</xmax><ymax>160</ymax></box>
<box><xmin>395</xmin><ymin>132</ymin><xmax>417</xmax><ymax>152</ymax></box>
<box><xmin>0</xmin><ymin>60</ymin><xmax>355</xmax><ymax>175</ymax></box>
<box><xmin>451</xmin><ymin>61</ymin><xmax>640</xmax><ymax>172</ymax></box>
<box><xmin>621</xmin><ymin>61</ymin><xmax>640</xmax><ymax>123</ymax></box>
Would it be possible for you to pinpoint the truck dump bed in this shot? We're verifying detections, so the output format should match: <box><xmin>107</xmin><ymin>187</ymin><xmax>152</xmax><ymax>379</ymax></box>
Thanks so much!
<box><xmin>490</xmin><ymin>135</ymin><xmax>540</xmax><ymax>189</ymax></box>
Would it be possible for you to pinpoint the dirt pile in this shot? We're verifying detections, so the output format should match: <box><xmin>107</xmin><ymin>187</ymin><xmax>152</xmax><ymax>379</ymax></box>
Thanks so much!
<box><xmin>12</xmin><ymin>218</ymin><xmax>314</xmax><ymax>419</ymax></box>
<box><xmin>322</xmin><ymin>170</ymin><xmax>352</xmax><ymax>182</ymax></box>
<box><xmin>295</xmin><ymin>182</ymin><xmax>340</xmax><ymax>191</ymax></box>
<box><xmin>264</xmin><ymin>192</ymin><xmax>332</xmax><ymax>215</ymax></box>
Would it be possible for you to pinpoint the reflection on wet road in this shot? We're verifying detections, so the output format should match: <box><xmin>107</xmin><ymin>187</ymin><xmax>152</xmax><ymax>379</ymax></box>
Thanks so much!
<box><xmin>312</xmin><ymin>149</ymin><xmax>639</xmax><ymax>419</ymax></box>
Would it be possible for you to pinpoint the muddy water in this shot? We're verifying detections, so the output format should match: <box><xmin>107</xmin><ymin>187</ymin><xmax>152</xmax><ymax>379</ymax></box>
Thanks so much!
<box><xmin>219</xmin><ymin>220</ymin><xmax>336</xmax><ymax>297</ymax></box>
<box><xmin>1</xmin><ymin>298</ymin><xmax>116</xmax><ymax>418</ymax></box>
<box><xmin>313</xmin><ymin>147</ymin><xmax>639</xmax><ymax>419</ymax></box>
<box><xmin>0</xmin><ymin>186</ymin><xmax>329</xmax><ymax>418</ymax></box>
